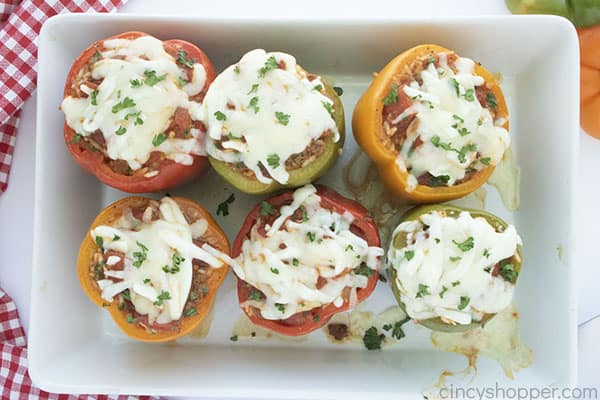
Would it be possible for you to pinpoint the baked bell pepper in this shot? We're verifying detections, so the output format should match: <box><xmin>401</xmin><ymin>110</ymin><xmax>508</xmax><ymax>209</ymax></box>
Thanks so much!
<box><xmin>352</xmin><ymin>44</ymin><xmax>509</xmax><ymax>204</ymax></box>
<box><xmin>209</xmin><ymin>81</ymin><xmax>345</xmax><ymax>195</ymax></box>
<box><xmin>506</xmin><ymin>0</ymin><xmax>600</xmax><ymax>28</ymax></box>
<box><xmin>77</xmin><ymin>196</ymin><xmax>230</xmax><ymax>342</ymax></box>
<box><xmin>232</xmin><ymin>185</ymin><xmax>380</xmax><ymax>336</ymax></box>
<box><xmin>388</xmin><ymin>204</ymin><xmax>523</xmax><ymax>333</ymax></box>
<box><xmin>579</xmin><ymin>24</ymin><xmax>600</xmax><ymax>138</ymax></box>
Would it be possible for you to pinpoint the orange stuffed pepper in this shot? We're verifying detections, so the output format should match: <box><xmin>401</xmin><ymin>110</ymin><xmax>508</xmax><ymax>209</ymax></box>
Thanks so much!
<box><xmin>353</xmin><ymin>44</ymin><xmax>510</xmax><ymax>203</ymax></box>
<box><xmin>78</xmin><ymin>196</ymin><xmax>230</xmax><ymax>342</ymax></box>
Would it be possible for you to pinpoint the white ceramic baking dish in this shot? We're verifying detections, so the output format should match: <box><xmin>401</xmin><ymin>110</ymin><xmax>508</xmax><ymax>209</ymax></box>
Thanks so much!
<box><xmin>29</xmin><ymin>13</ymin><xmax>579</xmax><ymax>399</ymax></box>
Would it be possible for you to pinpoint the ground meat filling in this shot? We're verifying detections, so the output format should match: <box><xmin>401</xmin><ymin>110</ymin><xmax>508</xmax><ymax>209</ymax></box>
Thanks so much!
<box><xmin>68</xmin><ymin>42</ymin><xmax>204</xmax><ymax>177</ymax></box>
<box><xmin>239</xmin><ymin>198</ymin><xmax>358</xmax><ymax>324</ymax></box>
<box><xmin>89</xmin><ymin>200</ymin><xmax>213</xmax><ymax>334</ymax></box>
<box><xmin>381</xmin><ymin>51</ymin><xmax>499</xmax><ymax>188</ymax></box>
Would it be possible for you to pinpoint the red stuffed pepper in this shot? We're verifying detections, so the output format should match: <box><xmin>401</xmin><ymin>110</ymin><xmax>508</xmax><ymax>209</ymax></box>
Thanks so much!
<box><xmin>231</xmin><ymin>184</ymin><xmax>383</xmax><ymax>336</ymax></box>
<box><xmin>61</xmin><ymin>31</ymin><xmax>216</xmax><ymax>192</ymax></box>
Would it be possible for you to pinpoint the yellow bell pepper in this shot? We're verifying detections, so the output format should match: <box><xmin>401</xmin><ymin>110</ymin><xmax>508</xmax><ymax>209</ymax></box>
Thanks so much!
<box><xmin>352</xmin><ymin>44</ymin><xmax>509</xmax><ymax>203</ymax></box>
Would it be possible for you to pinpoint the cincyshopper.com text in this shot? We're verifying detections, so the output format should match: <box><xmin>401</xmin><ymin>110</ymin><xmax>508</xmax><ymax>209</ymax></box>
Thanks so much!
<box><xmin>438</xmin><ymin>383</ymin><xmax>598</xmax><ymax>399</ymax></box>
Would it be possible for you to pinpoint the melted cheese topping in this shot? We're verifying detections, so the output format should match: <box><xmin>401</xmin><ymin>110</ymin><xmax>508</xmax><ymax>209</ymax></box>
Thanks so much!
<box><xmin>61</xmin><ymin>35</ymin><xmax>207</xmax><ymax>171</ymax></box>
<box><xmin>203</xmin><ymin>49</ymin><xmax>340</xmax><ymax>184</ymax></box>
<box><xmin>388</xmin><ymin>210</ymin><xmax>521</xmax><ymax>325</ymax></box>
<box><xmin>92</xmin><ymin>197</ymin><xmax>227</xmax><ymax>324</ymax></box>
<box><xmin>232</xmin><ymin>185</ymin><xmax>383</xmax><ymax>320</ymax></box>
<box><xmin>394</xmin><ymin>54</ymin><xmax>510</xmax><ymax>190</ymax></box>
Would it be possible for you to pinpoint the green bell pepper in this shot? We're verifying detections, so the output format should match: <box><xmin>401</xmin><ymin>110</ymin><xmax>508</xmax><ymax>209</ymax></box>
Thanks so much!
<box><xmin>209</xmin><ymin>81</ymin><xmax>345</xmax><ymax>195</ymax></box>
<box><xmin>388</xmin><ymin>204</ymin><xmax>523</xmax><ymax>333</ymax></box>
<box><xmin>506</xmin><ymin>0</ymin><xmax>600</xmax><ymax>28</ymax></box>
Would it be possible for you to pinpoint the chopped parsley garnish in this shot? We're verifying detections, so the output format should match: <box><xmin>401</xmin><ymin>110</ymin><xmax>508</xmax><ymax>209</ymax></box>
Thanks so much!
<box><xmin>306</xmin><ymin>232</ymin><xmax>316</xmax><ymax>242</ymax></box>
<box><xmin>227</xmin><ymin>132</ymin><xmax>240</xmax><ymax>140</ymax></box>
<box><xmin>132</xmin><ymin>241</ymin><xmax>148</xmax><ymax>268</ymax></box>
<box><xmin>143</xmin><ymin>278</ymin><xmax>151</xmax><ymax>284</ymax></box>
<box><xmin>90</xmin><ymin>89</ymin><xmax>98</xmax><ymax>106</ymax></box>
<box><xmin>486</xmin><ymin>92</ymin><xmax>498</xmax><ymax>109</ymax></box>
<box><xmin>453</xmin><ymin>236</ymin><xmax>474</xmax><ymax>252</ymax></box>
<box><xmin>382</xmin><ymin>324</ymin><xmax>392</xmax><ymax>331</ymax></box>
<box><xmin>333</xmin><ymin>86</ymin><xmax>343</xmax><ymax>96</ymax></box>
<box><xmin>458</xmin><ymin>296</ymin><xmax>470</xmax><ymax>310</ymax></box>
<box><xmin>267</xmin><ymin>153</ymin><xmax>280</xmax><ymax>168</ymax></box>
<box><xmin>449</xmin><ymin>256</ymin><xmax>462</xmax><ymax>262</ymax></box>
<box><xmin>463</xmin><ymin>88</ymin><xmax>475</xmax><ymax>102</ymax></box>
<box><xmin>430</xmin><ymin>174</ymin><xmax>450</xmax><ymax>187</ymax></box>
<box><xmin>95</xmin><ymin>236</ymin><xmax>104</xmax><ymax>247</ymax></box>
<box><xmin>214</xmin><ymin>111</ymin><xmax>227</xmax><ymax>121</ymax></box>
<box><xmin>434</xmin><ymin>238</ymin><xmax>441</xmax><ymax>244</ymax></box>
<box><xmin>153</xmin><ymin>290</ymin><xmax>171</xmax><ymax>306</ymax></box>
<box><xmin>354</xmin><ymin>262</ymin><xmax>374</xmax><ymax>277</ymax></box>
<box><xmin>483</xmin><ymin>249</ymin><xmax>491</xmax><ymax>258</ymax></box>
<box><xmin>233</xmin><ymin>65</ymin><xmax>240</xmax><ymax>74</ymax></box>
<box><xmin>248</xmin><ymin>83</ymin><xmax>259</xmax><ymax>94</ymax></box>
<box><xmin>111</xmin><ymin>97</ymin><xmax>136</xmax><ymax>113</ymax></box>
<box><xmin>249</xmin><ymin>96</ymin><xmax>260</xmax><ymax>113</ymax></box>
<box><xmin>124</xmin><ymin>110</ymin><xmax>141</xmax><ymax>121</ymax></box>
<box><xmin>134</xmin><ymin>117</ymin><xmax>144</xmax><ymax>126</ymax></box>
<box><xmin>427</xmin><ymin>56</ymin><xmax>436</xmax><ymax>64</ymax></box>
<box><xmin>299</xmin><ymin>205</ymin><xmax>309</xmax><ymax>222</ymax></box>
<box><xmin>452</xmin><ymin>281</ymin><xmax>460</xmax><ymax>287</ymax></box>
<box><xmin>176</xmin><ymin>50</ymin><xmax>195</xmax><ymax>68</ymax></box>
<box><xmin>230</xmin><ymin>335</ymin><xmax>238</xmax><ymax>342</ymax></box>
<box><xmin>457</xmin><ymin>127</ymin><xmax>470</xmax><ymax>136</ymax></box>
<box><xmin>112</xmin><ymin>235</ymin><xmax>120</xmax><ymax>241</ymax></box>
<box><xmin>322</xmin><ymin>101</ymin><xmax>333</xmax><ymax>115</ymax></box>
<box><xmin>163</xmin><ymin>251</ymin><xmax>185</xmax><ymax>274</ymax></box>
<box><xmin>480</xmin><ymin>157</ymin><xmax>491</xmax><ymax>166</ymax></box>
<box><xmin>258</xmin><ymin>56</ymin><xmax>278</xmax><ymax>78</ymax></box>
<box><xmin>249</xmin><ymin>290</ymin><xmax>263</xmax><ymax>301</ymax></box>
<box><xmin>439</xmin><ymin>286</ymin><xmax>448</xmax><ymax>298</ymax></box>
<box><xmin>313</xmin><ymin>84</ymin><xmax>323</xmax><ymax>92</ymax></box>
<box><xmin>216</xmin><ymin>193</ymin><xmax>235</xmax><ymax>216</ymax></box>
<box><xmin>345</xmin><ymin>244</ymin><xmax>354</xmax><ymax>252</ymax></box>
<box><xmin>452</xmin><ymin>114</ymin><xmax>464</xmax><ymax>123</ymax></box>
<box><xmin>121</xmin><ymin>289</ymin><xmax>131</xmax><ymax>302</ymax></box>
<box><xmin>313</xmin><ymin>314</ymin><xmax>320</xmax><ymax>323</ymax></box>
<box><xmin>184</xmin><ymin>130</ymin><xmax>191</xmax><ymax>138</ymax></box>
<box><xmin>382</xmin><ymin>83</ymin><xmax>398</xmax><ymax>105</ymax></box>
<box><xmin>416</xmin><ymin>284</ymin><xmax>430</xmax><ymax>298</ymax></box>
<box><xmin>292</xmin><ymin>258</ymin><xmax>299</xmax><ymax>267</ymax></box>
<box><xmin>152</xmin><ymin>132</ymin><xmax>168</xmax><ymax>147</ymax></box>
<box><xmin>183</xmin><ymin>308</ymin><xmax>197</xmax><ymax>317</ymax></box>
<box><xmin>484</xmin><ymin>266</ymin><xmax>492</xmax><ymax>273</ymax></box>
<box><xmin>363</xmin><ymin>326</ymin><xmax>384</xmax><ymax>350</ymax></box>
<box><xmin>260</xmin><ymin>201</ymin><xmax>275</xmax><ymax>216</ymax></box>
<box><xmin>178</xmin><ymin>77</ymin><xmax>188</xmax><ymax>87</ymax></box>
<box><xmin>430</xmin><ymin>135</ymin><xmax>453</xmax><ymax>151</ymax></box>
<box><xmin>91</xmin><ymin>49</ymin><xmax>102</xmax><ymax>63</ymax></box>
<box><xmin>126</xmin><ymin>314</ymin><xmax>137</xmax><ymax>324</ymax></box>
<box><xmin>115</xmin><ymin>126</ymin><xmax>127</xmax><ymax>136</ymax></box>
<box><xmin>450</xmin><ymin>78</ymin><xmax>460</xmax><ymax>96</ymax></box>
<box><xmin>143</xmin><ymin>70</ymin><xmax>167</xmax><ymax>86</ymax></box>
<box><xmin>275</xmin><ymin>111</ymin><xmax>290</xmax><ymax>126</ymax></box>
<box><xmin>275</xmin><ymin>303</ymin><xmax>286</xmax><ymax>313</ymax></box>
<box><xmin>130</xmin><ymin>79</ymin><xmax>142</xmax><ymax>88</ymax></box>
<box><xmin>69</xmin><ymin>133</ymin><xmax>82</xmax><ymax>145</ymax></box>
<box><xmin>391</xmin><ymin>320</ymin><xmax>407</xmax><ymax>340</ymax></box>
<box><xmin>270</xmin><ymin>267</ymin><xmax>279</xmax><ymax>274</ymax></box>
<box><xmin>457</xmin><ymin>143</ymin><xmax>477</xmax><ymax>163</ymax></box>
<box><xmin>404</xmin><ymin>250</ymin><xmax>415</xmax><ymax>261</ymax></box>
<box><xmin>499</xmin><ymin>261</ymin><xmax>518</xmax><ymax>283</ymax></box>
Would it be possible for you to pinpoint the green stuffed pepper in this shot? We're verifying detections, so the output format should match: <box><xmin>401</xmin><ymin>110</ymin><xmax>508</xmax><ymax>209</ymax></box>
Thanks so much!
<box><xmin>203</xmin><ymin>49</ymin><xmax>345</xmax><ymax>195</ymax></box>
<box><xmin>387</xmin><ymin>205</ymin><xmax>523</xmax><ymax>332</ymax></box>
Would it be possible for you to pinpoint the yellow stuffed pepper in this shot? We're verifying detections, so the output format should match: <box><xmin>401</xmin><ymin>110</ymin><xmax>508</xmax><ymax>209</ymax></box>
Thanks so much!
<box><xmin>353</xmin><ymin>44</ymin><xmax>510</xmax><ymax>203</ymax></box>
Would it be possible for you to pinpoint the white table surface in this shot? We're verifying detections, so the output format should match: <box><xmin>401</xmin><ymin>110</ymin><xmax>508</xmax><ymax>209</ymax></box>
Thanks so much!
<box><xmin>0</xmin><ymin>0</ymin><xmax>598</xmax><ymax>395</ymax></box>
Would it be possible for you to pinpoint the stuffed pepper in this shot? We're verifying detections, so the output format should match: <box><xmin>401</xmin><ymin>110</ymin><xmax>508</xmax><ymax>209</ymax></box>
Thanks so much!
<box><xmin>353</xmin><ymin>44</ymin><xmax>510</xmax><ymax>203</ymax></box>
<box><xmin>388</xmin><ymin>205</ymin><xmax>522</xmax><ymax>332</ymax></box>
<box><xmin>78</xmin><ymin>196</ymin><xmax>230</xmax><ymax>342</ymax></box>
<box><xmin>203</xmin><ymin>49</ymin><xmax>345</xmax><ymax>195</ymax></box>
<box><xmin>231</xmin><ymin>184</ymin><xmax>383</xmax><ymax>335</ymax></box>
<box><xmin>61</xmin><ymin>31</ymin><xmax>216</xmax><ymax>193</ymax></box>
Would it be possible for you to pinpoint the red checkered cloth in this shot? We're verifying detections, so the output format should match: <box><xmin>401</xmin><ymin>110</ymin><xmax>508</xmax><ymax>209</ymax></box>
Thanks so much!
<box><xmin>0</xmin><ymin>0</ymin><xmax>128</xmax><ymax>193</ymax></box>
<box><xmin>1</xmin><ymin>288</ymin><xmax>161</xmax><ymax>398</ymax></box>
